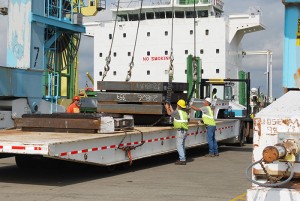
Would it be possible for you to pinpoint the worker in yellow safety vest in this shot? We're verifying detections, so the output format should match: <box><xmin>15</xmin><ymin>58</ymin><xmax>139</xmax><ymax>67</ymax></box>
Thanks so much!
<box><xmin>190</xmin><ymin>97</ymin><xmax>219</xmax><ymax>157</ymax></box>
<box><xmin>165</xmin><ymin>99</ymin><xmax>189</xmax><ymax>165</ymax></box>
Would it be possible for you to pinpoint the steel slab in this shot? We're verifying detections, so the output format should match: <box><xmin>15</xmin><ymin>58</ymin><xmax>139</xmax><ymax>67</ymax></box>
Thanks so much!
<box><xmin>17</xmin><ymin>118</ymin><xmax>100</xmax><ymax>129</ymax></box>
<box><xmin>97</xmin><ymin>104</ymin><xmax>164</xmax><ymax>114</ymax></box>
<box><xmin>97</xmin><ymin>81</ymin><xmax>188</xmax><ymax>92</ymax></box>
<box><xmin>97</xmin><ymin>92</ymin><xmax>163</xmax><ymax>102</ymax></box>
<box><xmin>97</xmin><ymin>92</ymin><xmax>187</xmax><ymax>103</ymax></box>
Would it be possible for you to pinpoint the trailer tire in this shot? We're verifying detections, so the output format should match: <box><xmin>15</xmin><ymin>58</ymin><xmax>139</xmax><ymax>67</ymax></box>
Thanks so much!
<box><xmin>15</xmin><ymin>155</ymin><xmax>40</xmax><ymax>169</ymax></box>
<box><xmin>120</xmin><ymin>162</ymin><xmax>130</xmax><ymax>170</ymax></box>
<box><xmin>106</xmin><ymin>165</ymin><xmax>117</xmax><ymax>173</ymax></box>
<box><xmin>238</xmin><ymin>122</ymin><xmax>246</xmax><ymax>147</ymax></box>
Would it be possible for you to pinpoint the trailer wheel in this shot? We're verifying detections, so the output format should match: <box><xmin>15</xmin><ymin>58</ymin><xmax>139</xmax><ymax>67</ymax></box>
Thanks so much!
<box><xmin>120</xmin><ymin>162</ymin><xmax>130</xmax><ymax>170</ymax></box>
<box><xmin>15</xmin><ymin>155</ymin><xmax>41</xmax><ymax>169</ymax></box>
<box><xmin>238</xmin><ymin>122</ymin><xmax>246</xmax><ymax>147</ymax></box>
<box><xmin>106</xmin><ymin>165</ymin><xmax>117</xmax><ymax>173</ymax></box>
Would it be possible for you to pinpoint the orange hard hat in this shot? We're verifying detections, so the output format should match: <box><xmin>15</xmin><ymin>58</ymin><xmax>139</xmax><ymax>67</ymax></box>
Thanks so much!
<box><xmin>73</xmin><ymin>96</ymin><xmax>80</xmax><ymax>101</ymax></box>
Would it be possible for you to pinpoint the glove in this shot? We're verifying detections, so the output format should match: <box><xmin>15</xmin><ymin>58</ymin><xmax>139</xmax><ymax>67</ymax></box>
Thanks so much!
<box><xmin>189</xmin><ymin>98</ymin><xmax>194</xmax><ymax>107</ymax></box>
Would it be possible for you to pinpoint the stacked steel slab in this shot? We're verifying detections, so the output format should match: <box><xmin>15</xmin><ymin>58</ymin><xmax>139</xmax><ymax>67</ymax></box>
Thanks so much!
<box><xmin>17</xmin><ymin>113</ymin><xmax>133</xmax><ymax>133</ymax></box>
<box><xmin>97</xmin><ymin>81</ymin><xmax>188</xmax><ymax>125</ymax></box>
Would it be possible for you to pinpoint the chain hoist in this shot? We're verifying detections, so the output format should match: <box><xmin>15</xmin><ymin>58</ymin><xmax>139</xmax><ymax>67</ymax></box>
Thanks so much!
<box><xmin>166</xmin><ymin>51</ymin><xmax>174</xmax><ymax>103</ymax></box>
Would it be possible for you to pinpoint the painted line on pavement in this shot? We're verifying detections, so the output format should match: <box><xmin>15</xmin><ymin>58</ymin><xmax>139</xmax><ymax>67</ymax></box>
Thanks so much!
<box><xmin>230</xmin><ymin>192</ymin><xmax>247</xmax><ymax>201</ymax></box>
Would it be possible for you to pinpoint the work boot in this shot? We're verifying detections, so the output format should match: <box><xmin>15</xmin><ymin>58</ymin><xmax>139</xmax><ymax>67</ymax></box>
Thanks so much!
<box><xmin>205</xmin><ymin>154</ymin><xmax>215</xmax><ymax>157</ymax></box>
<box><xmin>175</xmin><ymin>160</ymin><xmax>186</xmax><ymax>165</ymax></box>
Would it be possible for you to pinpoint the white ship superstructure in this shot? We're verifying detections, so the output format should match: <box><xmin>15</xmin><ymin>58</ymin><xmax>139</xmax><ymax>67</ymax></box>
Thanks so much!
<box><xmin>85</xmin><ymin>0</ymin><xmax>264</xmax><ymax>100</ymax></box>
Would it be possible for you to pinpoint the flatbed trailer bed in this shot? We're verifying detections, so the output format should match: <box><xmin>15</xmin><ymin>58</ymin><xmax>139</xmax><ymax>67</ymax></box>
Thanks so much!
<box><xmin>0</xmin><ymin>119</ymin><xmax>241</xmax><ymax>166</ymax></box>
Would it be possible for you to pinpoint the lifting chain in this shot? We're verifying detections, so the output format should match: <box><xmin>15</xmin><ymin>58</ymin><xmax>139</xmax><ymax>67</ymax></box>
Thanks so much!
<box><xmin>192</xmin><ymin>57</ymin><xmax>197</xmax><ymax>81</ymax></box>
<box><xmin>166</xmin><ymin>51</ymin><xmax>174</xmax><ymax>103</ymax></box>
<box><xmin>259</xmin><ymin>158</ymin><xmax>291</xmax><ymax>184</ymax></box>
<box><xmin>165</xmin><ymin>0</ymin><xmax>175</xmax><ymax>104</ymax></box>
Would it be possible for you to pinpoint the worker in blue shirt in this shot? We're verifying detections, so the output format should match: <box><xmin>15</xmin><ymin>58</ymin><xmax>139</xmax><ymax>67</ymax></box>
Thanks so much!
<box><xmin>190</xmin><ymin>97</ymin><xmax>219</xmax><ymax>157</ymax></box>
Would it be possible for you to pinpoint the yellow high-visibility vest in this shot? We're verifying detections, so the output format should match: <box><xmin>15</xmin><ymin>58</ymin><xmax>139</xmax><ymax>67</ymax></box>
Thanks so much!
<box><xmin>173</xmin><ymin>110</ymin><xmax>188</xmax><ymax>130</ymax></box>
<box><xmin>202</xmin><ymin>106</ymin><xmax>216</xmax><ymax>126</ymax></box>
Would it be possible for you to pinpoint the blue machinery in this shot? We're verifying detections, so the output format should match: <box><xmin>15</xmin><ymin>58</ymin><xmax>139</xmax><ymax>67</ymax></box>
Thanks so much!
<box><xmin>283</xmin><ymin>0</ymin><xmax>300</xmax><ymax>90</ymax></box>
<box><xmin>0</xmin><ymin>0</ymin><xmax>104</xmax><ymax>114</ymax></box>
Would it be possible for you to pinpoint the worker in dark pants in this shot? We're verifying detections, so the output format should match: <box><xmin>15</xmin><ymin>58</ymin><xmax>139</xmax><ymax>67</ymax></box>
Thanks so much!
<box><xmin>190</xmin><ymin>97</ymin><xmax>219</xmax><ymax>157</ymax></box>
<box><xmin>165</xmin><ymin>99</ymin><xmax>189</xmax><ymax>165</ymax></box>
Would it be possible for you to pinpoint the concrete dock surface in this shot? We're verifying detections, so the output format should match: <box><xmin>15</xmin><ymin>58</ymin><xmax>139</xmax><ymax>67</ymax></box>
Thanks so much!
<box><xmin>0</xmin><ymin>144</ymin><xmax>252</xmax><ymax>201</ymax></box>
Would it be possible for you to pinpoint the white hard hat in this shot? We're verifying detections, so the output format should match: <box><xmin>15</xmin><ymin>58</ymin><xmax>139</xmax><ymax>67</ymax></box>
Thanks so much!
<box><xmin>251</xmin><ymin>88</ymin><xmax>258</xmax><ymax>93</ymax></box>
<box><xmin>205</xmin><ymin>97</ymin><xmax>212</xmax><ymax>103</ymax></box>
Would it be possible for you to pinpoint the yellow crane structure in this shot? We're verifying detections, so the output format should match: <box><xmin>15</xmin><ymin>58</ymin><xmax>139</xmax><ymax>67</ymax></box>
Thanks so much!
<box><xmin>60</xmin><ymin>0</ymin><xmax>104</xmax><ymax>99</ymax></box>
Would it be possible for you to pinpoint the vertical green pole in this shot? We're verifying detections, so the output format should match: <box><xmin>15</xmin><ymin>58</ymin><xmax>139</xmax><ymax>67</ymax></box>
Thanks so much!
<box><xmin>239</xmin><ymin>70</ymin><xmax>246</xmax><ymax>106</ymax></box>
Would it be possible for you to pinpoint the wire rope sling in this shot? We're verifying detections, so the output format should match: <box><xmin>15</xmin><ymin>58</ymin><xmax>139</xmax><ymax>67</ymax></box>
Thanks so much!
<box><xmin>186</xmin><ymin>0</ymin><xmax>198</xmax><ymax>105</ymax></box>
<box><xmin>101</xmin><ymin>0</ymin><xmax>121</xmax><ymax>81</ymax></box>
<box><xmin>125</xmin><ymin>0</ymin><xmax>144</xmax><ymax>82</ymax></box>
<box><xmin>165</xmin><ymin>0</ymin><xmax>176</xmax><ymax>104</ymax></box>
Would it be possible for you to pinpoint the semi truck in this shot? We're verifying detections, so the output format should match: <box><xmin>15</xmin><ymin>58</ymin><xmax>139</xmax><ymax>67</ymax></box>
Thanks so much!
<box><xmin>0</xmin><ymin>108</ymin><xmax>243</xmax><ymax>168</ymax></box>
<box><xmin>0</xmin><ymin>0</ymin><xmax>251</xmax><ymax>169</ymax></box>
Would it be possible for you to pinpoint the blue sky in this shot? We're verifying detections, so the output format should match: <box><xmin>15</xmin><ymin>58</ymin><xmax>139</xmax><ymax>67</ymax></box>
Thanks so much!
<box><xmin>0</xmin><ymin>0</ymin><xmax>285</xmax><ymax>99</ymax></box>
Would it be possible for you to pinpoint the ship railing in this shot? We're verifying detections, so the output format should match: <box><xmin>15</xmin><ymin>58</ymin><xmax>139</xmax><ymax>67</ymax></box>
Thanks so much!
<box><xmin>111</xmin><ymin>0</ymin><xmax>212</xmax><ymax>9</ymax></box>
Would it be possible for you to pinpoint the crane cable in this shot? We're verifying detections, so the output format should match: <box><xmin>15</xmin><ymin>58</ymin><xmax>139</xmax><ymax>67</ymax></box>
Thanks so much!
<box><xmin>125</xmin><ymin>0</ymin><xmax>144</xmax><ymax>82</ymax></box>
<box><xmin>166</xmin><ymin>0</ymin><xmax>175</xmax><ymax>104</ymax></box>
<box><xmin>102</xmin><ymin>0</ymin><xmax>121</xmax><ymax>81</ymax></box>
<box><xmin>187</xmin><ymin>0</ymin><xmax>198</xmax><ymax>104</ymax></box>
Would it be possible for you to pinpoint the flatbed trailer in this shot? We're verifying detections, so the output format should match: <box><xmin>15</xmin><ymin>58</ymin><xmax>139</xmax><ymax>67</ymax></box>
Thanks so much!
<box><xmin>0</xmin><ymin>119</ymin><xmax>241</xmax><ymax>167</ymax></box>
